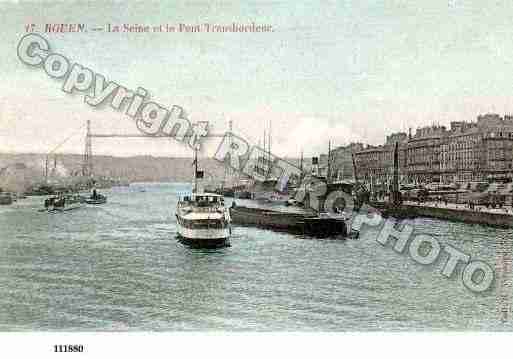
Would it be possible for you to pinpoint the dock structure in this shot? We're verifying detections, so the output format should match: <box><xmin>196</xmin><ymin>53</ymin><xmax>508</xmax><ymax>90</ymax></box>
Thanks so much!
<box><xmin>372</xmin><ymin>200</ymin><xmax>513</xmax><ymax>228</ymax></box>
<box><xmin>364</xmin><ymin>140</ymin><xmax>513</xmax><ymax>227</ymax></box>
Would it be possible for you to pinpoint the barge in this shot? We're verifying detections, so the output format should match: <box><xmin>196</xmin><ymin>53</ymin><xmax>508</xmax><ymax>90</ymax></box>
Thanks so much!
<box><xmin>229</xmin><ymin>205</ymin><xmax>348</xmax><ymax>238</ymax></box>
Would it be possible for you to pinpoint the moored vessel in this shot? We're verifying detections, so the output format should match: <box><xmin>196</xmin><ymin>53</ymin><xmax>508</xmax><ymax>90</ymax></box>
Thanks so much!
<box><xmin>229</xmin><ymin>204</ymin><xmax>348</xmax><ymax>238</ymax></box>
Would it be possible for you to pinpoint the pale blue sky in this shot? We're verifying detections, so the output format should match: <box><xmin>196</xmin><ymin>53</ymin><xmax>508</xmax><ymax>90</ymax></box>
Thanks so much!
<box><xmin>1</xmin><ymin>1</ymin><xmax>513</xmax><ymax>157</ymax></box>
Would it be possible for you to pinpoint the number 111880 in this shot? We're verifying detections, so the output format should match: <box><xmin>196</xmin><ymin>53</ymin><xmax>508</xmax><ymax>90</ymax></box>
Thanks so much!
<box><xmin>54</xmin><ymin>345</ymin><xmax>83</xmax><ymax>353</ymax></box>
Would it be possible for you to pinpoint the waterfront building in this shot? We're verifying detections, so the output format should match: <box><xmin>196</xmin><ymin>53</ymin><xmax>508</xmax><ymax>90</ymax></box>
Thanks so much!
<box><xmin>352</xmin><ymin>144</ymin><xmax>389</xmax><ymax>184</ymax></box>
<box><xmin>441</xmin><ymin>114</ymin><xmax>513</xmax><ymax>183</ymax></box>
<box><xmin>317</xmin><ymin>142</ymin><xmax>366</xmax><ymax>181</ymax></box>
<box><xmin>440</xmin><ymin>121</ymin><xmax>480</xmax><ymax>183</ymax></box>
<box><xmin>406</xmin><ymin>125</ymin><xmax>447</xmax><ymax>184</ymax></box>
<box><xmin>478</xmin><ymin>114</ymin><xmax>513</xmax><ymax>182</ymax></box>
<box><xmin>353</xmin><ymin>133</ymin><xmax>408</xmax><ymax>186</ymax></box>
<box><xmin>352</xmin><ymin>113</ymin><xmax>513</xmax><ymax>187</ymax></box>
<box><xmin>329</xmin><ymin>143</ymin><xmax>365</xmax><ymax>181</ymax></box>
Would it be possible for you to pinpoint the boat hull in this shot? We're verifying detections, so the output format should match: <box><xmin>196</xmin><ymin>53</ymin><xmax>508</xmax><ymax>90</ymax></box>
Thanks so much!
<box><xmin>176</xmin><ymin>225</ymin><xmax>231</xmax><ymax>248</ymax></box>
<box><xmin>44</xmin><ymin>195</ymin><xmax>83</xmax><ymax>212</ymax></box>
<box><xmin>48</xmin><ymin>202</ymin><xmax>82</xmax><ymax>212</ymax></box>
<box><xmin>177</xmin><ymin>236</ymin><xmax>230</xmax><ymax>249</ymax></box>
<box><xmin>230</xmin><ymin>205</ymin><xmax>347</xmax><ymax>238</ymax></box>
<box><xmin>85</xmin><ymin>197</ymin><xmax>107</xmax><ymax>205</ymax></box>
<box><xmin>230</xmin><ymin>206</ymin><xmax>304</xmax><ymax>232</ymax></box>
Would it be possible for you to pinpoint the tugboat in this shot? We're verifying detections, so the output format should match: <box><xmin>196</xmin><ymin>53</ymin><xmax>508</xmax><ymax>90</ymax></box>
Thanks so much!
<box><xmin>84</xmin><ymin>187</ymin><xmax>107</xmax><ymax>205</ymax></box>
<box><xmin>175</xmin><ymin>148</ymin><xmax>231</xmax><ymax>248</ymax></box>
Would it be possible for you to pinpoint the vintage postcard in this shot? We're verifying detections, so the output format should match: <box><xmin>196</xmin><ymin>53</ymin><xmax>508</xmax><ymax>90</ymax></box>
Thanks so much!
<box><xmin>0</xmin><ymin>0</ymin><xmax>512</xmax><ymax>356</ymax></box>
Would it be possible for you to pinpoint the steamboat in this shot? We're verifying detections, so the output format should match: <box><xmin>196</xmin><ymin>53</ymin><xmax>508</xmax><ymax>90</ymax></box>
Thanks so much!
<box><xmin>175</xmin><ymin>149</ymin><xmax>231</xmax><ymax>248</ymax></box>
<box><xmin>44</xmin><ymin>193</ymin><xmax>83</xmax><ymax>212</ymax></box>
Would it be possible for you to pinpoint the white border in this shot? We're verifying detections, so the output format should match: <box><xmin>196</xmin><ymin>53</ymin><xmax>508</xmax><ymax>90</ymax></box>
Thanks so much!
<box><xmin>0</xmin><ymin>332</ymin><xmax>511</xmax><ymax>359</ymax></box>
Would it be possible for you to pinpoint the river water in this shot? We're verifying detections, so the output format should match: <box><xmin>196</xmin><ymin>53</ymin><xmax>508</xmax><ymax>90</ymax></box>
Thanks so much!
<box><xmin>0</xmin><ymin>183</ymin><xmax>512</xmax><ymax>331</ymax></box>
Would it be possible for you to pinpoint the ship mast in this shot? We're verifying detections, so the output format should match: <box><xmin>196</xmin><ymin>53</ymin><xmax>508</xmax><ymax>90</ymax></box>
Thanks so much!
<box><xmin>327</xmin><ymin>140</ymin><xmax>332</xmax><ymax>184</ymax></box>
<box><xmin>83</xmin><ymin>120</ymin><xmax>93</xmax><ymax>179</ymax></box>
<box><xmin>299</xmin><ymin>150</ymin><xmax>304</xmax><ymax>182</ymax></box>
<box><xmin>352</xmin><ymin>153</ymin><xmax>358</xmax><ymax>183</ymax></box>
<box><xmin>227</xmin><ymin>120</ymin><xmax>233</xmax><ymax>187</ymax></box>
<box><xmin>392</xmin><ymin>141</ymin><xmax>401</xmax><ymax>206</ymax></box>
<box><xmin>193</xmin><ymin>145</ymin><xmax>198</xmax><ymax>193</ymax></box>
<box><xmin>262</xmin><ymin>129</ymin><xmax>266</xmax><ymax>178</ymax></box>
<box><xmin>268</xmin><ymin>120</ymin><xmax>271</xmax><ymax>178</ymax></box>
<box><xmin>44</xmin><ymin>157</ymin><xmax>49</xmax><ymax>182</ymax></box>
<box><xmin>263</xmin><ymin>120</ymin><xmax>272</xmax><ymax>179</ymax></box>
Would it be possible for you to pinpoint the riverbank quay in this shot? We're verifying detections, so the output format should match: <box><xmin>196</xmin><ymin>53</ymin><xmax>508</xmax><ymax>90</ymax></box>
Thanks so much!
<box><xmin>372</xmin><ymin>200</ymin><xmax>513</xmax><ymax>228</ymax></box>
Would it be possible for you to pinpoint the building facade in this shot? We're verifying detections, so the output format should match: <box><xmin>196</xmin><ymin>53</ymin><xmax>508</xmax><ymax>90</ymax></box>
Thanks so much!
<box><xmin>406</xmin><ymin>125</ymin><xmax>446</xmax><ymax>183</ymax></box>
<box><xmin>353</xmin><ymin>113</ymin><xmax>513</xmax><ymax>186</ymax></box>
<box><xmin>317</xmin><ymin>143</ymin><xmax>365</xmax><ymax>181</ymax></box>
<box><xmin>439</xmin><ymin>121</ymin><xmax>480</xmax><ymax>183</ymax></box>
<box><xmin>352</xmin><ymin>144</ymin><xmax>390</xmax><ymax>184</ymax></box>
<box><xmin>330</xmin><ymin>142</ymin><xmax>365</xmax><ymax>181</ymax></box>
<box><xmin>353</xmin><ymin>133</ymin><xmax>408</xmax><ymax>185</ymax></box>
<box><xmin>478</xmin><ymin>114</ymin><xmax>513</xmax><ymax>182</ymax></box>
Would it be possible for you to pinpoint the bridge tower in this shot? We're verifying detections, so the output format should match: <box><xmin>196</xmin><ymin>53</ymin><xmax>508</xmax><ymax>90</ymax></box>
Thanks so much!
<box><xmin>82</xmin><ymin>120</ymin><xmax>93</xmax><ymax>177</ymax></box>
